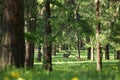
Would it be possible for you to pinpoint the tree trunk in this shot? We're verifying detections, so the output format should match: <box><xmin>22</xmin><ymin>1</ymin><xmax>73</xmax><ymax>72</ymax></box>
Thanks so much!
<box><xmin>91</xmin><ymin>47</ymin><xmax>95</xmax><ymax>61</ymax></box>
<box><xmin>87</xmin><ymin>47</ymin><xmax>91</xmax><ymax>60</ymax></box>
<box><xmin>24</xmin><ymin>0</ymin><xmax>37</xmax><ymax>68</ymax></box>
<box><xmin>105</xmin><ymin>44</ymin><xmax>110</xmax><ymax>60</ymax></box>
<box><xmin>116</xmin><ymin>50</ymin><xmax>120</xmax><ymax>59</ymax></box>
<box><xmin>25</xmin><ymin>42</ymin><xmax>34</xmax><ymax>68</ymax></box>
<box><xmin>25</xmin><ymin>20</ymin><xmax>35</xmax><ymax>68</ymax></box>
<box><xmin>37</xmin><ymin>45</ymin><xmax>42</xmax><ymax>62</ymax></box>
<box><xmin>96</xmin><ymin>43</ymin><xmax>102</xmax><ymax>71</ymax></box>
<box><xmin>43</xmin><ymin>0</ymin><xmax>52</xmax><ymax>71</ymax></box>
<box><xmin>86</xmin><ymin>37</ymin><xmax>91</xmax><ymax>60</ymax></box>
<box><xmin>62</xmin><ymin>44</ymin><xmax>69</xmax><ymax>50</ymax></box>
<box><xmin>1</xmin><ymin>0</ymin><xmax>25</xmax><ymax>69</ymax></box>
<box><xmin>0</xmin><ymin>0</ymin><xmax>3</xmax><ymax>68</ymax></box>
<box><xmin>77</xmin><ymin>38</ymin><xmax>80</xmax><ymax>59</ymax></box>
<box><xmin>95</xmin><ymin>0</ymin><xmax>102</xmax><ymax>71</ymax></box>
<box><xmin>69</xmin><ymin>45</ymin><xmax>72</xmax><ymax>50</ymax></box>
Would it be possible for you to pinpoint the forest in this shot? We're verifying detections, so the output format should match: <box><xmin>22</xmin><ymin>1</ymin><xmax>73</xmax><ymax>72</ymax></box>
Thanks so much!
<box><xmin>0</xmin><ymin>0</ymin><xmax>120</xmax><ymax>80</ymax></box>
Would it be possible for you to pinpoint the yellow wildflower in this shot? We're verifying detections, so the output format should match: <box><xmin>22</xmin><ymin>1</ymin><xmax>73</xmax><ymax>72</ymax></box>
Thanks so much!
<box><xmin>11</xmin><ymin>72</ymin><xmax>20</xmax><ymax>77</ymax></box>
<box><xmin>4</xmin><ymin>76</ymin><xmax>9</xmax><ymax>80</ymax></box>
<box><xmin>17</xmin><ymin>77</ymin><xmax>25</xmax><ymax>80</ymax></box>
<box><xmin>71</xmin><ymin>77</ymin><xmax>79</xmax><ymax>80</ymax></box>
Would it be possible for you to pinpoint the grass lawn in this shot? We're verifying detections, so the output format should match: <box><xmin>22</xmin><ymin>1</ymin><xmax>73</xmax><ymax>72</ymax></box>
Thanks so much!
<box><xmin>1</xmin><ymin>50</ymin><xmax>120</xmax><ymax>80</ymax></box>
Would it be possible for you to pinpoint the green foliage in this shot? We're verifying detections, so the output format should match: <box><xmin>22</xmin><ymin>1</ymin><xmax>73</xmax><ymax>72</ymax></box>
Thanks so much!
<box><xmin>25</xmin><ymin>32</ymin><xmax>37</xmax><ymax>43</ymax></box>
<box><xmin>99</xmin><ymin>1</ymin><xmax>120</xmax><ymax>49</ymax></box>
<box><xmin>79</xmin><ymin>17</ymin><xmax>94</xmax><ymax>37</ymax></box>
<box><xmin>50</xmin><ymin>0</ymin><xmax>63</xmax><ymax>7</ymax></box>
<box><xmin>30</xmin><ymin>0</ymin><xmax>120</xmax><ymax>52</ymax></box>
<box><xmin>35</xmin><ymin>19</ymin><xmax>44</xmax><ymax>45</ymax></box>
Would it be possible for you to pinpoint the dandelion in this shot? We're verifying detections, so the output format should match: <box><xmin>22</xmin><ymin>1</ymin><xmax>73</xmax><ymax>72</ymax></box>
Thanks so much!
<box><xmin>71</xmin><ymin>77</ymin><xmax>79</xmax><ymax>80</ymax></box>
<box><xmin>4</xmin><ymin>76</ymin><xmax>9</xmax><ymax>80</ymax></box>
<box><xmin>11</xmin><ymin>72</ymin><xmax>20</xmax><ymax>77</ymax></box>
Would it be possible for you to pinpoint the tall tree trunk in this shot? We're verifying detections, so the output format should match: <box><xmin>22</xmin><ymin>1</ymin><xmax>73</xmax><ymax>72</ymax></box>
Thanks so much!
<box><xmin>114</xmin><ymin>49</ymin><xmax>117</xmax><ymax>59</ymax></box>
<box><xmin>77</xmin><ymin>38</ymin><xmax>80</xmax><ymax>59</ymax></box>
<box><xmin>24</xmin><ymin>0</ymin><xmax>37</xmax><ymax>68</ymax></box>
<box><xmin>25</xmin><ymin>42</ymin><xmax>34</xmax><ymax>68</ymax></box>
<box><xmin>73</xmin><ymin>0</ymin><xmax>81</xmax><ymax>60</ymax></box>
<box><xmin>91</xmin><ymin>46</ymin><xmax>95</xmax><ymax>61</ymax></box>
<box><xmin>1</xmin><ymin>0</ymin><xmax>25</xmax><ymax>69</ymax></box>
<box><xmin>116</xmin><ymin>50</ymin><xmax>120</xmax><ymax>60</ymax></box>
<box><xmin>86</xmin><ymin>37</ymin><xmax>91</xmax><ymax>60</ymax></box>
<box><xmin>37</xmin><ymin>45</ymin><xmax>42</xmax><ymax>62</ymax></box>
<box><xmin>0</xmin><ymin>0</ymin><xmax>3</xmax><ymax>68</ymax></box>
<box><xmin>43</xmin><ymin>0</ymin><xmax>52</xmax><ymax>71</ymax></box>
<box><xmin>105</xmin><ymin>44</ymin><xmax>110</xmax><ymax>60</ymax></box>
<box><xmin>87</xmin><ymin>47</ymin><xmax>91</xmax><ymax>60</ymax></box>
<box><xmin>95</xmin><ymin>0</ymin><xmax>102</xmax><ymax>71</ymax></box>
<box><xmin>69</xmin><ymin>45</ymin><xmax>72</xmax><ymax>50</ymax></box>
<box><xmin>62</xmin><ymin>44</ymin><xmax>69</xmax><ymax>50</ymax></box>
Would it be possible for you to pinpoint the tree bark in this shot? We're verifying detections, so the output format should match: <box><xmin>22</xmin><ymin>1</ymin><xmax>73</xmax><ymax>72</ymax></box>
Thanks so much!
<box><xmin>0</xmin><ymin>2</ymin><xmax>3</xmax><ymax>68</ymax></box>
<box><xmin>1</xmin><ymin>0</ymin><xmax>25</xmax><ymax>68</ymax></box>
<box><xmin>37</xmin><ymin>45</ymin><xmax>42</xmax><ymax>62</ymax></box>
<box><xmin>87</xmin><ymin>47</ymin><xmax>91</xmax><ymax>60</ymax></box>
<box><xmin>105</xmin><ymin>44</ymin><xmax>110</xmax><ymax>60</ymax></box>
<box><xmin>25</xmin><ymin>0</ymin><xmax>37</xmax><ymax>68</ymax></box>
<box><xmin>96</xmin><ymin>43</ymin><xmax>102</xmax><ymax>71</ymax></box>
<box><xmin>43</xmin><ymin>0</ymin><xmax>52</xmax><ymax>71</ymax></box>
<box><xmin>62</xmin><ymin>44</ymin><xmax>69</xmax><ymax>50</ymax></box>
<box><xmin>95</xmin><ymin>0</ymin><xmax>102</xmax><ymax>71</ymax></box>
<box><xmin>25</xmin><ymin>42</ymin><xmax>34</xmax><ymax>68</ymax></box>
<box><xmin>91</xmin><ymin>47</ymin><xmax>95</xmax><ymax>61</ymax></box>
<box><xmin>86</xmin><ymin>37</ymin><xmax>91</xmax><ymax>60</ymax></box>
<box><xmin>116</xmin><ymin>50</ymin><xmax>120</xmax><ymax>60</ymax></box>
<box><xmin>77</xmin><ymin>38</ymin><xmax>80</xmax><ymax>59</ymax></box>
<box><xmin>114</xmin><ymin>49</ymin><xmax>117</xmax><ymax>59</ymax></box>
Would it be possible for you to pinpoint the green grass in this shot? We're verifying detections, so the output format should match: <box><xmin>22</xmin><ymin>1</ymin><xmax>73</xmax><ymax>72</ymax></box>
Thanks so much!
<box><xmin>1</xmin><ymin>50</ymin><xmax>120</xmax><ymax>80</ymax></box>
<box><xmin>1</xmin><ymin>61</ymin><xmax>120</xmax><ymax>80</ymax></box>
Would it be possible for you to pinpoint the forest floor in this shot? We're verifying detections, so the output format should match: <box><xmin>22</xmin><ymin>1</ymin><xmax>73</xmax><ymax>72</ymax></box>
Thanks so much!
<box><xmin>1</xmin><ymin>60</ymin><xmax>120</xmax><ymax>80</ymax></box>
<box><xmin>1</xmin><ymin>50</ymin><xmax>120</xmax><ymax>80</ymax></box>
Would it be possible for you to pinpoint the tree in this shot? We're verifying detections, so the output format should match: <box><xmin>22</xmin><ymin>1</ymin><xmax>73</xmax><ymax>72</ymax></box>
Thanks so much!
<box><xmin>104</xmin><ymin>44</ymin><xmax>110</xmax><ymax>60</ymax></box>
<box><xmin>63</xmin><ymin>0</ymin><xmax>82</xmax><ymax>59</ymax></box>
<box><xmin>109</xmin><ymin>1</ymin><xmax>120</xmax><ymax>60</ymax></box>
<box><xmin>37</xmin><ymin>45</ymin><xmax>42</xmax><ymax>62</ymax></box>
<box><xmin>95</xmin><ymin>0</ymin><xmax>102</xmax><ymax>71</ymax></box>
<box><xmin>91</xmin><ymin>46</ymin><xmax>95</xmax><ymax>61</ymax></box>
<box><xmin>0</xmin><ymin>0</ymin><xmax>25</xmax><ymax>69</ymax></box>
<box><xmin>0</xmin><ymin>0</ymin><xmax>3</xmax><ymax>28</ymax></box>
<box><xmin>116</xmin><ymin>50</ymin><xmax>120</xmax><ymax>59</ymax></box>
<box><xmin>0</xmin><ymin>0</ymin><xmax>3</xmax><ymax>69</ymax></box>
<box><xmin>43</xmin><ymin>0</ymin><xmax>52</xmax><ymax>71</ymax></box>
<box><xmin>99</xmin><ymin>0</ymin><xmax>120</xmax><ymax>60</ymax></box>
<box><xmin>24</xmin><ymin>0</ymin><xmax>37</xmax><ymax>68</ymax></box>
<box><xmin>86</xmin><ymin>37</ymin><xmax>91</xmax><ymax>60</ymax></box>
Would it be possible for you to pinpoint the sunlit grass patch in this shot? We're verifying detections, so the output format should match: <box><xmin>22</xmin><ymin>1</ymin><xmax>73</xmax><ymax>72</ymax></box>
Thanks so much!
<box><xmin>1</xmin><ymin>61</ymin><xmax>120</xmax><ymax>80</ymax></box>
<box><xmin>1</xmin><ymin>49</ymin><xmax>120</xmax><ymax>80</ymax></box>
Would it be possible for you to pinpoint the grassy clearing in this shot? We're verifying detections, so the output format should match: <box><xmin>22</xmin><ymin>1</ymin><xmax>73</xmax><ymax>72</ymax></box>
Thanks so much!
<box><xmin>1</xmin><ymin>50</ymin><xmax>120</xmax><ymax>80</ymax></box>
<box><xmin>1</xmin><ymin>61</ymin><xmax>120</xmax><ymax>80</ymax></box>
